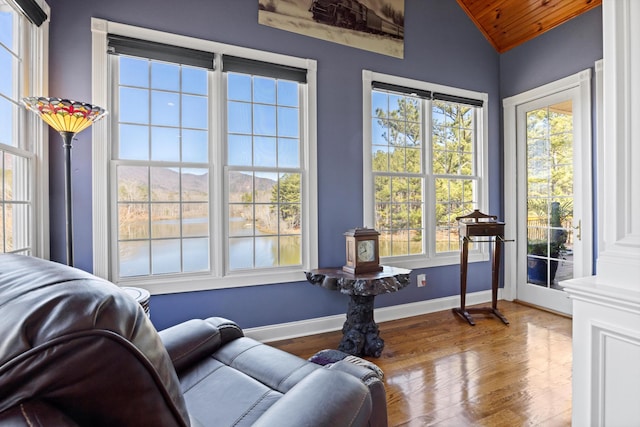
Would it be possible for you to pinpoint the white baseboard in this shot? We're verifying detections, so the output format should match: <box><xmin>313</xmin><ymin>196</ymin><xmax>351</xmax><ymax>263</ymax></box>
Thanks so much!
<box><xmin>245</xmin><ymin>289</ymin><xmax>501</xmax><ymax>343</ymax></box>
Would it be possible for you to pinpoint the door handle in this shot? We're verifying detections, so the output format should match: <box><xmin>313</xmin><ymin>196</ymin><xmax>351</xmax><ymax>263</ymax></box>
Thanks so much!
<box><xmin>573</xmin><ymin>220</ymin><xmax>581</xmax><ymax>241</ymax></box>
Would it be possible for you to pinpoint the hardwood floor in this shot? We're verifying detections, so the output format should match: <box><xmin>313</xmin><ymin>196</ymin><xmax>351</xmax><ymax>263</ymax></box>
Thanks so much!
<box><xmin>269</xmin><ymin>301</ymin><xmax>572</xmax><ymax>426</ymax></box>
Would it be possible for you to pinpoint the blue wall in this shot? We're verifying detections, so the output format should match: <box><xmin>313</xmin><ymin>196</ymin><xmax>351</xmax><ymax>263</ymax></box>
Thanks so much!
<box><xmin>499</xmin><ymin>7</ymin><xmax>603</xmax><ymax>99</ymax></box>
<box><xmin>47</xmin><ymin>0</ymin><xmax>600</xmax><ymax>331</ymax></box>
<box><xmin>499</xmin><ymin>6</ymin><xmax>603</xmax><ymax>271</ymax></box>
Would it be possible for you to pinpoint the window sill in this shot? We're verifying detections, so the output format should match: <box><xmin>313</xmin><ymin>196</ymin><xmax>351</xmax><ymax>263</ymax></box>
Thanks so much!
<box><xmin>114</xmin><ymin>268</ymin><xmax>308</xmax><ymax>295</ymax></box>
<box><xmin>381</xmin><ymin>251</ymin><xmax>490</xmax><ymax>270</ymax></box>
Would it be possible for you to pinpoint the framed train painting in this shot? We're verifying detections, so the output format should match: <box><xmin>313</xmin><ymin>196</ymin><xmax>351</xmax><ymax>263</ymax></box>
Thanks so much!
<box><xmin>258</xmin><ymin>0</ymin><xmax>405</xmax><ymax>58</ymax></box>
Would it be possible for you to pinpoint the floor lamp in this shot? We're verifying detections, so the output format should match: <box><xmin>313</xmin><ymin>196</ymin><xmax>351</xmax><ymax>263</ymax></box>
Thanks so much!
<box><xmin>22</xmin><ymin>97</ymin><xmax>107</xmax><ymax>266</ymax></box>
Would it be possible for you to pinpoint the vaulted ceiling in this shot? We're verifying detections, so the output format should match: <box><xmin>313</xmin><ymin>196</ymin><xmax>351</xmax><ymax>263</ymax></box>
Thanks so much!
<box><xmin>456</xmin><ymin>0</ymin><xmax>602</xmax><ymax>53</ymax></box>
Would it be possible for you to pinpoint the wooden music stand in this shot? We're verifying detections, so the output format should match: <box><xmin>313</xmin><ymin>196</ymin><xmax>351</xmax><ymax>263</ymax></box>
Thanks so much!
<box><xmin>454</xmin><ymin>209</ymin><xmax>509</xmax><ymax>326</ymax></box>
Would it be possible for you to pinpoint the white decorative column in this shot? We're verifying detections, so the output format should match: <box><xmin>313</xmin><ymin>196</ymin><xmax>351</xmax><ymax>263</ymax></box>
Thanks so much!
<box><xmin>563</xmin><ymin>0</ymin><xmax>640</xmax><ymax>426</ymax></box>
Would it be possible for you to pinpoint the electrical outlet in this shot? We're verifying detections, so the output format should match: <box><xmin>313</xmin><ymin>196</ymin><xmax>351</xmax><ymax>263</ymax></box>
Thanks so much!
<box><xmin>417</xmin><ymin>274</ymin><xmax>426</xmax><ymax>287</ymax></box>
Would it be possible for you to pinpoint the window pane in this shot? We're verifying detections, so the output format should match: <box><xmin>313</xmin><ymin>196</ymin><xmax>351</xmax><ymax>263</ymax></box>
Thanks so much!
<box><xmin>182</xmin><ymin>129</ymin><xmax>208</xmax><ymax>163</ymax></box>
<box><xmin>182</xmin><ymin>95</ymin><xmax>208</xmax><ymax>129</ymax></box>
<box><xmin>151</xmin><ymin>167</ymin><xmax>179</xmax><ymax>201</ymax></box>
<box><xmin>435</xmin><ymin>177</ymin><xmax>475</xmax><ymax>253</ymax></box>
<box><xmin>254</xmin><ymin>136</ymin><xmax>276</xmax><ymax>168</ymax></box>
<box><xmin>182</xmin><ymin>168</ymin><xmax>208</xmax><ymax>201</ymax></box>
<box><xmin>0</xmin><ymin>97</ymin><xmax>16</xmax><ymax>147</ymax></box>
<box><xmin>278</xmin><ymin>137</ymin><xmax>299</xmax><ymax>168</ymax></box>
<box><xmin>152</xmin><ymin>239</ymin><xmax>181</xmax><ymax>274</ymax></box>
<box><xmin>228</xmin><ymin>101</ymin><xmax>252</xmax><ymax>134</ymax></box>
<box><xmin>228</xmin><ymin>171</ymin><xmax>254</xmax><ymax>204</ymax></box>
<box><xmin>120</xmin><ymin>124</ymin><xmax>149</xmax><ymax>160</ymax></box>
<box><xmin>277</xmin><ymin>106</ymin><xmax>298</xmax><ymax>138</ymax></box>
<box><xmin>118</xmin><ymin>203</ymin><xmax>149</xmax><ymax>240</ymax></box>
<box><xmin>254</xmin><ymin>172</ymin><xmax>277</xmax><ymax>203</ymax></box>
<box><xmin>0</xmin><ymin>9</ymin><xmax>13</xmax><ymax>49</ymax></box>
<box><xmin>0</xmin><ymin>47</ymin><xmax>14</xmax><ymax>98</ymax></box>
<box><xmin>255</xmin><ymin>236</ymin><xmax>277</xmax><ymax>267</ymax></box>
<box><xmin>372</xmin><ymin>145</ymin><xmax>389</xmax><ymax>172</ymax></box>
<box><xmin>3</xmin><ymin>203</ymin><xmax>29</xmax><ymax>252</ymax></box>
<box><xmin>229</xmin><ymin>204</ymin><xmax>253</xmax><ymax>237</ymax></box>
<box><xmin>372</xmin><ymin>119</ymin><xmax>387</xmax><ymax>146</ymax></box>
<box><xmin>3</xmin><ymin>153</ymin><xmax>29</xmax><ymax>201</ymax></box>
<box><xmin>253</xmin><ymin>104</ymin><xmax>276</xmax><ymax>135</ymax></box>
<box><xmin>151</xmin><ymin>127</ymin><xmax>180</xmax><ymax>161</ymax></box>
<box><xmin>254</xmin><ymin>76</ymin><xmax>276</xmax><ymax>104</ymax></box>
<box><xmin>119</xmin><ymin>241</ymin><xmax>150</xmax><ymax>276</ymax></box>
<box><xmin>182</xmin><ymin>203</ymin><xmax>208</xmax><ymax>237</ymax></box>
<box><xmin>151</xmin><ymin>62</ymin><xmax>179</xmax><ymax>91</ymax></box>
<box><xmin>183</xmin><ymin>66</ymin><xmax>207</xmax><ymax>95</ymax></box>
<box><xmin>228</xmin><ymin>134</ymin><xmax>252</xmax><ymax>166</ymax></box>
<box><xmin>279</xmin><ymin>235</ymin><xmax>301</xmax><ymax>266</ymax></box>
<box><xmin>151</xmin><ymin>91</ymin><xmax>179</xmax><ymax>126</ymax></box>
<box><xmin>277</xmin><ymin>80</ymin><xmax>298</xmax><ymax>107</ymax></box>
<box><xmin>372</xmin><ymin>91</ymin><xmax>387</xmax><ymax>115</ymax></box>
<box><xmin>229</xmin><ymin>237</ymin><xmax>254</xmax><ymax>270</ymax></box>
<box><xmin>120</xmin><ymin>87</ymin><xmax>149</xmax><ymax>124</ymax></box>
<box><xmin>120</xmin><ymin>56</ymin><xmax>149</xmax><ymax>87</ymax></box>
<box><xmin>151</xmin><ymin>203</ymin><xmax>180</xmax><ymax>238</ymax></box>
<box><xmin>118</xmin><ymin>166</ymin><xmax>149</xmax><ymax>202</ymax></box>
<box><xmin>228</xmin><ymin>73</ymin><xmax>252</xmax><ymax>101</ymax></box>
<box><xmin>183</xmin><ymin>238</ymin><xmax>209</xmax><ymax>272</ymax></box>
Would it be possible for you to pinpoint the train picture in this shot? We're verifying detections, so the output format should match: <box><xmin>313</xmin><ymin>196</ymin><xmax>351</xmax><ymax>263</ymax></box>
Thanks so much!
<box><xmin>309</xmin><ymin>0</ymin><xmax>404</xmax><ymax>39</ymax></box>
<box><xmin>258</xmin><ymin>0</ymin><xmax>405</xmax><ymax>58</ymax></box>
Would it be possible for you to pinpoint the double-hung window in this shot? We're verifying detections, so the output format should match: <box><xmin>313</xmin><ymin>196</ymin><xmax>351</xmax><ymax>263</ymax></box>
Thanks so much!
<box><xmin>363</xmin><ymin>70</ymin><xmax>488</xmax><ymax>268</ymax></box>
<box><xmin>93</xmin><ymin>20</ymin><xmax>317</xmax><ymax>292</ymax></box>
<box><xmin>0</xmin><ymin>0</ymin><xmax>49</xmax><ymax>257</ymax></box>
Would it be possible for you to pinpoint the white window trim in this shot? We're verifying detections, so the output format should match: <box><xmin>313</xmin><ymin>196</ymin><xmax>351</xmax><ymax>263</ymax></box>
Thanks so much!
<box><xmin>91</xmin><ymin>18</ymin><xmax>318</xmax><ymax>294</ymax></box>
<box><xmin>502</xmin><ymin>68</ymin><xmax>593</xmax><ymax>301</ymax></box>
<box><xmin>2</xmin><ymin>0</ymin><xmax>50</xmax><ymax>258</ymax></box>
<box><xmin>362</xmin><ymin>70</ymin><xmax>489</xmax><ymax>269</ymax></box>
<box><xmin>30</xmin><ymin>0</ymin><xmax>50</xmax><ymax>260</ymax></box>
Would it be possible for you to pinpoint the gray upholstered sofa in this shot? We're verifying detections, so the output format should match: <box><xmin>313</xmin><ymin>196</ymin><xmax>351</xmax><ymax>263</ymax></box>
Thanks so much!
<box><xmin>0</xmin><ymin>254</ymin><xmax>387</xmax><ymax>426</ymax></box>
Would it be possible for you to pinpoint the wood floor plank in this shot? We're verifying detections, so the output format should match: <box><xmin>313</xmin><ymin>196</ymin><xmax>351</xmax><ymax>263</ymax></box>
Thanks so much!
<box><xmin>269</xmin><ymin>301</ymin><xmax>572</xmax><ymax>426</ymax></box>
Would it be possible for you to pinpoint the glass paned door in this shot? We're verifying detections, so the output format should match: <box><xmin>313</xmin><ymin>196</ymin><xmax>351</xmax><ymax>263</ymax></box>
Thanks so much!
<box><xmin>526</xmin><ymin>101</ymin><xmax>574</xmax><ymax>289</ymax></box>
<box><xmin>515</xmin><ymin>85</ymin><xmax>591</xmax><ymax>315</ymax></box>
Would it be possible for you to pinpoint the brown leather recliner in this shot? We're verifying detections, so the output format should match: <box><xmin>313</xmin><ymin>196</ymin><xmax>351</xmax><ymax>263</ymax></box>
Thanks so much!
<box><xmin>0</xmin><ymin>254</ymin><xmax>387</xmax><ymax>426</ymax></box>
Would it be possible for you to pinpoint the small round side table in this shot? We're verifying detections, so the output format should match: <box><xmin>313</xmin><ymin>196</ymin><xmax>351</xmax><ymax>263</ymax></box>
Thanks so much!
<box><xmin>122</xmin><ymin>286</ymin><xmax>151</xmax><ymax>317</ymax></box>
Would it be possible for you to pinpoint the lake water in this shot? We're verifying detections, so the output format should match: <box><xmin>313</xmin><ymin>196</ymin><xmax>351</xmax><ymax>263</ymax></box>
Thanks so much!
<box><xmin>119</xmin><ymin>217</ymin><xmax>300</xmax><ymax>276</ymax></box>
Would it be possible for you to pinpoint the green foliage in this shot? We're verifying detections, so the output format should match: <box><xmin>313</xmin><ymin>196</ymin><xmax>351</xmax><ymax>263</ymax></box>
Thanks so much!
<box><xmin>372</xmin><ymin>93</ymin><xmax>476</xmax><ymax>241</ymax></box>
<box><xmin>271</xmin><ymin>173</ymin><xmax>301</xmax><ymax>230</ymax></box>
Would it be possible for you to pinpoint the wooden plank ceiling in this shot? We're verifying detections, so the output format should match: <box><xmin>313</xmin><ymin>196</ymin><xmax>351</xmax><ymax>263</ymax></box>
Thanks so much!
<box><xmin>456</xmin><ymin>0</ymin><xmax>601</xmax><ymax>53</ymax></box>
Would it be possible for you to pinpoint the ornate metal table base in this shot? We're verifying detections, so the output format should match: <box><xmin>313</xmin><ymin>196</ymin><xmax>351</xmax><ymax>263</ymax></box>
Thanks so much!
<box><xmin>305</xmin><ymin>266</ymin><xmax>411</xmax><ymax>358</ymax></box>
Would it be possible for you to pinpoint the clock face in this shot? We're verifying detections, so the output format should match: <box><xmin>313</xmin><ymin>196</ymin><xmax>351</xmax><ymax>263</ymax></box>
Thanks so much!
<box><xmin>357</xmin><ymin>240</ymin><xmax>375</xmax><ymax>262</ymax></box>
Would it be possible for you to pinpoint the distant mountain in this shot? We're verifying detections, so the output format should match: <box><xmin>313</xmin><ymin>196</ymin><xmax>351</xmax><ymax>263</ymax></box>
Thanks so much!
<box><xmin>117</xmin><ymin>166</ymin><xmax>276</xmax><ymax>198</ymax></box>
<box><xmin>228</xmin><ymin>171</ymin><xmax>276</xmax><ymax>194</ymax></box>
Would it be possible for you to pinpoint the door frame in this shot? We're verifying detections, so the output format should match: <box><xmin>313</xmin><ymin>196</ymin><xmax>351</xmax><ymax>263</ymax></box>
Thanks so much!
<box><xmin>503</xmin><ymin>69</ymin><xmax>593</xmax><ymax>309</ymax></box>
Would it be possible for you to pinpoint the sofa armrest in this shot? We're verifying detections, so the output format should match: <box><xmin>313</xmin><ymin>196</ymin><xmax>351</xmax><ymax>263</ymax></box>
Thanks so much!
<box><xmin>251</xmin><ymin>369</ymin><xmax>372</xmax><ymax>427</ymax></box>
<box><xmin>328</xmin><ymin>361</ymin><xmax>388</xmax><ymax>427</ymax></box>
<box><xmin>158</xmin><ymin>319</ymin><xmax>222</xmax><ymax>374</ymax></box>
<box><xmin>0</xmin><ymin>401</ymin><xmax>80</xmax><ymax>426</ymax></box>
<box><xmin>204</xmin><ymin>317</ymin><xmax>244</xmax><ymax>343</ymax></box>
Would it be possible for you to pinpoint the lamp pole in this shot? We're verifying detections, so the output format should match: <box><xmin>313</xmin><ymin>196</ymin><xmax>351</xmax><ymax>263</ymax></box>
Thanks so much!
<box><xmin>60</xmin><ymin>131</ymin><xmax>75</xmax><ymax>266</ymax></box>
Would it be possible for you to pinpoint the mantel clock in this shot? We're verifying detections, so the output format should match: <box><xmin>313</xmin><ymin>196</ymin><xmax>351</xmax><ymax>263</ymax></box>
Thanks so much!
<box><xmin>343</xmin><ymin>227</ymin><xmax>383</xmax><ymax>274</ymax></box>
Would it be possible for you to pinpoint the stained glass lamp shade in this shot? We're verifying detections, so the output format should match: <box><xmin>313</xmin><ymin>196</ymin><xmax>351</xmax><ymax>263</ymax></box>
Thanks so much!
<box><xmin>22</xmin><ymin>97</ymin><xmax>107</xmax><ymax>266</ymax></box>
